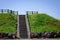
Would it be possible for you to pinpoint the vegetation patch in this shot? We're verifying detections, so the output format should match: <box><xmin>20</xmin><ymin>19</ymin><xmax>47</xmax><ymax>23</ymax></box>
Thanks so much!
<box><xmin>28</xmin><ymin>14</ymin><xmax>60</xmax><ymax>33</ymax></box>
<box><xmin>0</xmin><ymin>13</ymin><xmax>17</xmax><ymax>34</ymax></box>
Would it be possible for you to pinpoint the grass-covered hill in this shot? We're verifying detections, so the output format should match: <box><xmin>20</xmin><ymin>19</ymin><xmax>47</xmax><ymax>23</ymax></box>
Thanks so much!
<box><xmin>0</xmin><ymin>13</ymin><xmax>17</xmax><ymax>34</ymax></box>
<box><xmin>28</xmin><ymin>14</ymin><xmax>60</xmax><ymax>33</ymax></box>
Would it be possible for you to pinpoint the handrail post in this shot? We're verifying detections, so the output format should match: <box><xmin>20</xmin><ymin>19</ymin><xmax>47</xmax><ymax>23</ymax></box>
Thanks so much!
<box><xmin>1</xmin><ymin>9</ymin><xmax>3</xmax><ymax>13</ymax></box>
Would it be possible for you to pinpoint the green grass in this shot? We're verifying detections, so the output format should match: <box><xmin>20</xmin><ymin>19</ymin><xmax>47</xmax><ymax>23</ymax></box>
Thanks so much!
<box><xmin>28</xmin><ymin>13</ymin><xmax>60</xmax><ymax>33</ymax></box>
<box><xmin>0</xmin><ymin>13</ymin><xmax>17</xmax><ymax>34</ymax></box>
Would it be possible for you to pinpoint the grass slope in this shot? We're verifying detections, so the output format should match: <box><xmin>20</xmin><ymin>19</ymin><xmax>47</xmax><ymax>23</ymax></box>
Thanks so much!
<box><xmin>28</xmin><ymin>14</ymin><xmax>60</xmax><ymax>33</ymax></box>
<box><xmin>0</xmin><ymin>13</ymin><xmax>17</xmax><ymax>34</ymax></box>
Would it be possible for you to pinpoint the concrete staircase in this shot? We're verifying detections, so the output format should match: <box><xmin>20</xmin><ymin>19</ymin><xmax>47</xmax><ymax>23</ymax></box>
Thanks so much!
<box><xmin>19</xmin><ymin>15</ymin><xmax>28</xmax><ymax>38</ymax></box>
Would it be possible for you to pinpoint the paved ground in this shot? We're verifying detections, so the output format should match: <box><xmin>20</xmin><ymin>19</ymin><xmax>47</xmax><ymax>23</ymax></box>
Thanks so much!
<box><xmin>0</xmin><ymin>39</ymin><xmax>60</xmax><ymax>40</ymax></box>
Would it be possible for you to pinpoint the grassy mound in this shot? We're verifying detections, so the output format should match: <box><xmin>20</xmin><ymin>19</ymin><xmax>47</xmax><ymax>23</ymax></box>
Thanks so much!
<box><xmin>0</xmin><ymin>13</ymin><xmax>17</xmax><ymax>34</ymax></box>
<box><xmin>28</xmin><ymin>14</ymin><xmax>60</xmax><ymax>33</ymax></box>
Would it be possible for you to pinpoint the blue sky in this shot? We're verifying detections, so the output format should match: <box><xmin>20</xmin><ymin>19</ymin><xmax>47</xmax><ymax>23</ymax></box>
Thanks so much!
<box><xmin>0</xmin><ymin>0</ymin><xmax>60</xmax><ymax>20</ymax></box>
